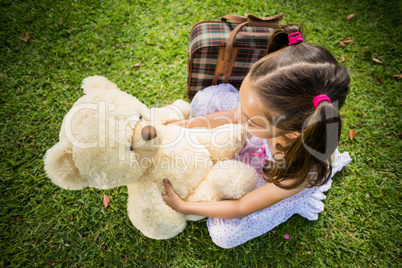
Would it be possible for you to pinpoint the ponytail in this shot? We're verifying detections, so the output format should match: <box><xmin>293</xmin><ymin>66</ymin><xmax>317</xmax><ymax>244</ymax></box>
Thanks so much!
<box><xmin>267</xmin><ymin>24</ymin><xmax>304</xmax><ymax>54</ymax></box>
<box><xmin>264</xmin><ymin>101</ymin><xmax>341</xmax><ymax>189</ymax></box>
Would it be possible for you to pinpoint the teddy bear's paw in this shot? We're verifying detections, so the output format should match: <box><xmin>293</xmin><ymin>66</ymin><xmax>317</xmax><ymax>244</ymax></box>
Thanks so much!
<box><xmin>127</xmin><ymin>180</ymin><xmax>187</xmax><ymax>239</ymax></box>
<box><xmin>171</xmin><ymin>100</ymin><xmax>191</xmax><ymax>119</ymax></box>
<box><xmin>44</xmin><ymin>141</ymin><xmax>89</xmax><ymax>190</ymax></box>
<box><xmin>81</xmin><ymin>75</ymin><xmax>119</xmax><ymax>94</ymax></box>
<box><xmin>150</xmin><ymin>99</ymin><xmax>191</xmax><ymax>124</ymax></box>
<box><xmin>212</xmin><ymin>160</ymin><xmax>258</xmax><ymax>200</ymax></box>
<box><xmin>203</xmin><ymin>123</ymin><xmax>247</xmax><ymax>162</ymax></box>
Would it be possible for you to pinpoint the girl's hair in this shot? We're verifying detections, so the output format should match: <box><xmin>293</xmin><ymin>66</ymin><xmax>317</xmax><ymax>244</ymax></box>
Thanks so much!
<box><xmin>249</xmin><ymin>24</ymin><xmax>350</xmax><ymax>190</ymax></box>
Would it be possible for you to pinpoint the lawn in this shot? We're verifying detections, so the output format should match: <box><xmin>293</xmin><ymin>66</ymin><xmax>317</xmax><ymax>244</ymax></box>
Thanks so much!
<box><xmin>1</xmin><ymin>0</ymin><xmax>401</xmax><ymax>267</ymax></box>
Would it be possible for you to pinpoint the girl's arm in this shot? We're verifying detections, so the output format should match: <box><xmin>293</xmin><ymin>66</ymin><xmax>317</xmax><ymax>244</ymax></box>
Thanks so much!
<box><xmin>163</xmin><ymin>178</ymin><xmax>309</xmax><ymax>219</ymax></box>
<box><xmin>167</xmin><ymin>107</ymin><xmax>238</xmax><ymax>129</ymax></box>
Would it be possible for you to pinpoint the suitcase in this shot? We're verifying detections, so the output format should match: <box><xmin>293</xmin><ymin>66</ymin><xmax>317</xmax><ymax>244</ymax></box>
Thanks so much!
<box><xmin>187</xmin><ymin>13</ymin><xmax>284</xmax><ymax>99</ymax></box>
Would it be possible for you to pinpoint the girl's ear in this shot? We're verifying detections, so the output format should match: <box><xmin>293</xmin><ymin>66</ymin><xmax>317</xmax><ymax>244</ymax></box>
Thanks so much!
<box><xmin>285</xmin><ymin>131</ymin><xmax>301</xmax><ymax>140</ymax></box>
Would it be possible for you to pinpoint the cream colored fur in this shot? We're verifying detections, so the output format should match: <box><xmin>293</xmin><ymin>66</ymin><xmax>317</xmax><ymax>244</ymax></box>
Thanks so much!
<box><xmin>44</xmin><ymin>75</ymin><xmax>258</xmax><ymax>239</ymax></box>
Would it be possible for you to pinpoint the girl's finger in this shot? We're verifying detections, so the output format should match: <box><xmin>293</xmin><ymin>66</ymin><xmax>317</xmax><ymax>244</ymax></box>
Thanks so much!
<box><xmin>163</xmin><ymin>179</ymin><xmax>171</xmax><ymax>192</ymax></box>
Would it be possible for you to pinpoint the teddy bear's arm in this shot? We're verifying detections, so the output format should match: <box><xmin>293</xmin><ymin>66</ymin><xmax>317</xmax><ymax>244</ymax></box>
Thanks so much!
<box><xmin>44</xmin><ymin>140</ymin><xmax>89</xmax><ymax>190</ymax></box>
<box><xmin>185</xmin><ymin>159</ymin><xmax>258</xmax><ymax>221</ymax></box>
<box><xmin>150</xmin><ymin>100</ymin><xmax>191</xmax><ymax>125</ymax></box>
<box><xmin>127</xmin><ymin>175</ymin><xmax>188</xmax><ymax>240</ymax></box>
<box><xmin>187</xmin><ymin>123</ymin><xmax>247</xmax><ymax>162</ymax></box>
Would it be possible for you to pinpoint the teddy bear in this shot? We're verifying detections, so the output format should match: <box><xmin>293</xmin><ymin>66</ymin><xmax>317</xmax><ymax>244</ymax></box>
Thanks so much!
<box><xmin>44</xmin><ymin>75</ymin><xmax>258</xmax><ymax>239</ymax></box>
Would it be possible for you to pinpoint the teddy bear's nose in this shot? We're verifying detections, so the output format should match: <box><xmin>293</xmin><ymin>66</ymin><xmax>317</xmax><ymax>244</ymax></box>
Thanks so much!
<box><xmin>141</xmin><ymin>125</ymin><xmax>158</xmax><ymax>141</ymax></box>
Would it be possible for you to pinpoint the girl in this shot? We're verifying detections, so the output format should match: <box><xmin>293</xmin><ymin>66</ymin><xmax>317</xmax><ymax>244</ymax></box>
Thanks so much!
<box><xmin>163</xmin><ymin>24</ymin><xmax>352</xmax><ymax>248</ymax></box>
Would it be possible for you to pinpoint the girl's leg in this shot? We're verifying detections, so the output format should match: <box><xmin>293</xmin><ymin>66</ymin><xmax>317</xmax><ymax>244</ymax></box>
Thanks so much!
<box><xmin>207</xmin><ymin>149</ymin><xmax>353</xmax><ymax>249</ymax></box>
<box><xmin>206</xmin><ymin>187</ymin><xmax>296</xmax><ymax>249</ymax></box>
<box><xmin>190</xmin><ymin>84</ymin><xmax>239</xmax><ymax>118</ymax></box>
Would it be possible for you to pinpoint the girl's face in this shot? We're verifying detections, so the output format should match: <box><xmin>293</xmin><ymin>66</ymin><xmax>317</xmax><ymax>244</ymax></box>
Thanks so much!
<box><xmin>234</xmin><ymin>75</ymin><xmax>289</xmax><ymax>139</ymax></box>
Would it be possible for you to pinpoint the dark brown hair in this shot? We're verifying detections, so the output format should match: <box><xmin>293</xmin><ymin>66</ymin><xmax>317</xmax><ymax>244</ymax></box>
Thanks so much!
<box><xmin>249</xmin><ymin>24</ymin><xmax>350</xmax><ymax>189</ymax></box>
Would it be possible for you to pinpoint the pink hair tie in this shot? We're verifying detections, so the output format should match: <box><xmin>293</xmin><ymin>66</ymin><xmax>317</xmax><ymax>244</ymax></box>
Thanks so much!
<box><xmin>288</xmin><ymin>32</ymin><xmax>304</xmax><ymax>45</ymax></box>
<box><xmin>313</xmin><ymin>94</ymin><xmax>331</xmax><ymax>108</ymax></box>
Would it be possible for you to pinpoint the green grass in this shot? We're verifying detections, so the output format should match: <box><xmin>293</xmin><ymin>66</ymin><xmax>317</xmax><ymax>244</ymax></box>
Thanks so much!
<box><xmin>1</xmin><ymin>0</ymin><xmax>401</xmax><ymax>266</ymax></box>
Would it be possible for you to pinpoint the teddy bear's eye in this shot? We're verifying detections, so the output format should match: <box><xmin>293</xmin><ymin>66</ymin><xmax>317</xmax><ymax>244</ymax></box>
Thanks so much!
<box><xmin>139</xmin><ymin>114</ymin><xmax>142</xmax><ymax>120</ymax></box>
<box><xmin>129</xmin><ymin>145</ymin><xmax>133</xmax><ymax>151</ymax></box>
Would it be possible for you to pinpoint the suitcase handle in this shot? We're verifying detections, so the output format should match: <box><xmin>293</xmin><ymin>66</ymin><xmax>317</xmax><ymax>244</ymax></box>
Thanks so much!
<box><xmin>221</xmin><ymin>14</ymin><xmax>284</xmax><ymax>27</ymax></box>
<box><xmin>222</xmin><ymin>13</ymin><xmax>284</xmax><ymax>62</ymax></box>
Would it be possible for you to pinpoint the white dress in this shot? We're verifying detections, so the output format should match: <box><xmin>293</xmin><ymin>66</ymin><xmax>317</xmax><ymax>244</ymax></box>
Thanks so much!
<box><xmin>190</xmin><ymin>83</ymin><xmax>352</xmax><ymax>248</ymax></box>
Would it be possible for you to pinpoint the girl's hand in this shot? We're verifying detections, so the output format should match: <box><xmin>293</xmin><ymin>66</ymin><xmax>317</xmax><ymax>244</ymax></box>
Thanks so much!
<box><xmin>162</xmin><ymin>179</ymin><xmax>186</xmax><ymax>213</ymax></box>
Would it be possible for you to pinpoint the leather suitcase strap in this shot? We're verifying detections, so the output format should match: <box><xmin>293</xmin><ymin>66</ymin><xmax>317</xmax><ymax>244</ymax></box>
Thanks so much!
<box><xmin>212</xmin><ymin>47</ymin><xmax>239</xmax><ymax>85</ymax></box>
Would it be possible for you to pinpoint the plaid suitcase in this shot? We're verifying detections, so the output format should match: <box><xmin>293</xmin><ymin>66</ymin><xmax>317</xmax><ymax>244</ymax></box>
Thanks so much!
<box><xmin>187</xmin><ymin>13</ymin><xmax>284</xmax><ymax>99</ymax></box>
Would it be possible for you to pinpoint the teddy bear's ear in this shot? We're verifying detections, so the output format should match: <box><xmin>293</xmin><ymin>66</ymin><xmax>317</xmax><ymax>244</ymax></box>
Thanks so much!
<box><xmin>81</xmin><ymin>75</ymin><xmax>119</xmax><ymax>95</ymax></box>
<box><xmin>44</xmin><ymin>140</ymin><xmax>89</xmax><ymax>190</ymax></box>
